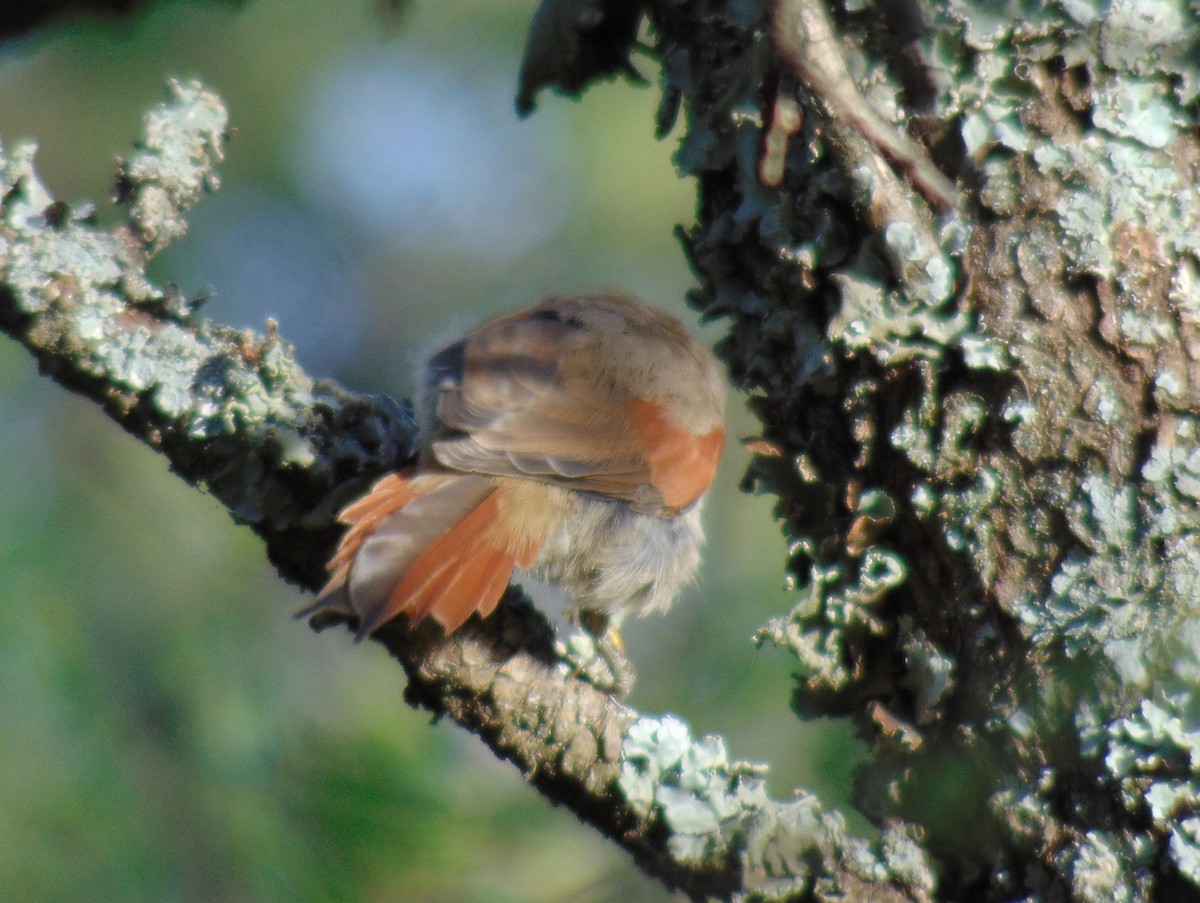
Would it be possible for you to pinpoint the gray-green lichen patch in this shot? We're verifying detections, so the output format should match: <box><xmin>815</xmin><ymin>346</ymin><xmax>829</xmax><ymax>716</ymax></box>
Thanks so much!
<box><xmin>738</xmin><ymin>794</ymin><xmax>830</xmax><ymax>898</ymax></box>
<box><xmin>187</xmin><ymin>330</ymin><xmax>315</xmax><ymax>444</ymax></box>
<box><xmin>1035</xmin><ymin>137</ymin><xmax>1198</xmax><ymax>284</ymax></box>
<box><xmin>928</xmin><ymin>0</ymin><xmax>1200</xmax><ymax>645</ymax></box>
<box><xmin>620</xmin><ymin>714</ymin><xmax>769</xmax><ymax>864</ymax></box>
<box><xmin>828</xmin><ymin>270</ymin><xmax>970</xmax><ymax>365</ymax></box>
<box><xmin>1100</xmin><ymin>0</ymin><xmax>1200</xmax><ymax>104</ymax></box>
<box><xmin>1092</xmin><ymin>77</ymin><xmax>1182</xmax><ymax>149</ymax></box>
<box><xmin>742</xmin><ymin>797</ymin><xmax>935</xmax><ymax>900</ymax></box>
<box><xmin>994</xmin><ymin>768</ymin><xmax>1155</xmax><ymax>901</ymax></box>
<box><xmin>1066</xmin><ymin>829</ymin><xmax>1151</xmax><ymax>903</ymax></box>
<box><xmin>1</xmin><ymin>144</ymin><xmax>131</xmax><ymax>308</ymax></box>
<box><xmin>620</xmin><ymin>713</ymin><xmax>936</xmax><ymax>899</ymax></box>
<box><xmin>0</xmin><ymin>111</ymin><xmax>314</xmax><ymax>464</ymax></box>
<box><xmin>1078</xmin><ymin>688</ymin><xmax>1200</xmax><ymax>893</ymax></box>
<box><xmin>756</xmin><ymin>543</ymin><xmax>906</xmax><ymax>695</ymax></box>
<box><xmin>120</xmin><ymin>78</ymin><xmax>228</xmax><ymax>253</ymax></box>
<box><xmin>1018</xmin><ymin>474</ymin><xmax>1174</xmax><ymax>686</ymax></box>
<box><xmin>899</xmin><ymin>621</ymin><xmax>956</xmax><ymax>725</ymax></box>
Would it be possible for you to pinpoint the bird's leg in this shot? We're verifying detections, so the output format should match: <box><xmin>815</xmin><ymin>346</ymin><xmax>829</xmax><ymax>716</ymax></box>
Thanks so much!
<box><xmin>556</xmin><ymin>607</ymin><xmax>635</xmax><ymax>697</ymax></box>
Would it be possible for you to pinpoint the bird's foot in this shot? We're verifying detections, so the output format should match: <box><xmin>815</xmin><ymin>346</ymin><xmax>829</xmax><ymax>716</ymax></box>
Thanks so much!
<box><xmin>556</xmin><ymin>610</ymin><xmax>635</xmax><ymax>697</ymax></box>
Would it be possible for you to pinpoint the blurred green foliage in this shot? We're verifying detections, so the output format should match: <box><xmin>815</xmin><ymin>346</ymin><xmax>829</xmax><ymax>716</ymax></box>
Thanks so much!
<box><xmin>0</xmin><ymin>1</ymin><xmax>863</xmax><ymax>899</ymax></box>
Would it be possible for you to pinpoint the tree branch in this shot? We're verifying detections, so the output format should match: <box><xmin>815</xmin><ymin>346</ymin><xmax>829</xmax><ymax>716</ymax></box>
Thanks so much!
<box><xmin>0</xmin><ymin>78</ymin><xmax>935</xmax><ymax>902</ymax></box>
<box><xmin>771</xmin><ymin>0</ymin><xmax>958</xmax><ymax>216</ymax></box>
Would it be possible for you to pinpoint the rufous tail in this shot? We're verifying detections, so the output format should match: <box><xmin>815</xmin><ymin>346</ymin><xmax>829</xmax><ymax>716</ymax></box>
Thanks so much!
<box><xmin>298</xmin><ymin>471</ymin><xmax>538</xmax><ymax>641</ymax></box>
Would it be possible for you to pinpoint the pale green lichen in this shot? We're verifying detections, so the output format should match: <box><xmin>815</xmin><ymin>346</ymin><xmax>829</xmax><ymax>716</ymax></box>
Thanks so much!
<box><xmin>990</xmin><ymin>777</ymin><xmax>1055</xmax><ymax>844</ymax></box>
<box><xmin>959</xmin><ymin>333</ymin><xmax>1009</xmax><ymax>370</ymax></box>
<box><xmin>1</xmin><ymin>146</ymin><xmax>129</xmax><ymax>307</ymax></box>
<box><xmin>757</xmin><ymin>546</ymin><xmax>906</xmax><ymax>693</ymax></box>
<box><xmin>1</xmin><ymin>131</ymin><xmax>317</xmax><ymax>470</ymax></box>
<box><xmin>1100</xmin><ymin>0</ymin><xmax>1200</xmax><ymax>103</ymax></box>
<box><xmin>829</xmin><ymin>213</ymin><xmax>973</xmax><ymax>366</ymax></box>
<box><xmin>879</xmin><ymin>822</ymin><xmax>937</xmax><ymax>894</ymax></box>
<box><xmin>622</xmin><ymin>715</ymin><xmax>936</xmax><ymax>899</ymax></box>
<box><xmin>891</xmin><ymin>406</ymin><xmax>938</xmax><ymax>472</ymax></box>
<box><xmin>1012</xmin><ymin>474</ymin><xmax>1171</xmax><ymax>687</ymax></box>
<box><xmin>828</xmin><ymin>272</ymin><xmax>970</xmax><ymax>364</ymax></box>
<box><xmin>122</xmin><ymin>78</ymin><xmax>228</xmax><ymax>252</ymax></box>
<box><xmin>187</xmin><ymin>337</ymin><xmax>315</xmax><ymax>442</ymax></box>
<box><xmin>1101</xmin><ymin>697</ymin><xmax>1200</xmax><ymax>776</ymax></box>
<box><xmin>739</xmin><ymin>795</ymin><xmax>830</xmax><ymax>897</ymax></box>
<box><xmin>1092</xmin><ymin>78</ymin><xmax>1181</xmax><ymax>149</ymax></box>
<box><xmin>959</xmin><ymin>58</ymin><xmax>1032</xmax><ymax>157</ymax></box>
<box><xmin>620</xmin><ymin>715</ymin><xmax>769</xmax><ymax>864</ymax></box>
<box><xmin>1</xmin><ymin>81</ymin><xmax>411</xmax><ymax>547</ymax></box>
<box><xmin>881</xmin><ymin>221</ymin><xmax>956</xmax><ymax>307</ymax></box>
<box><xmin>0</xmin><ymin>142</ymin><xmax>53</xmax><ymax>227</ymax></box>
<box><xmin>1038</xmin><ymin>132</ymin><xmax>1200</xmax><ymax>281</ymax></box>
<box><xmin>1170</xmin><ymin>817</ymin><xmax>1200</xmax><ymax>884</ymax></box>
<box><xmin>1144</xmin><ymin>417</ymin><xmax>1200</xmax><ymax>492</ymax></box>
<box><xmin>2</xmin><ymin>80</ymin><xmax>224</xmax><ymax>318</ymax></box>
<box><xmin>909</xmin><ymin>482</ymin><xmax>938</xmax><ymax>517</ymax></box>
<box><xmin>1077</xmin><ymin>692</ymin><xmax>1200</xmax><ymax>892</ymax></box>
<box><xmin>740</xmin><ymin>795</ymin><xmax>935</xmax><ymax>900</ymax></box>
<box><xmin>1067</xmin><ymin>830</ymin><xmax>1145</xmax><ymax>903</ymax></box>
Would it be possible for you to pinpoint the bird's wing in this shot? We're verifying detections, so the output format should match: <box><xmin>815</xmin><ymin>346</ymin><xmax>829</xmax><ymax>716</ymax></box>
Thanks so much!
<box><xmin>425</xmin><ymin>308</ymin><xmax>722</xmax><ymax>516</ymax></box>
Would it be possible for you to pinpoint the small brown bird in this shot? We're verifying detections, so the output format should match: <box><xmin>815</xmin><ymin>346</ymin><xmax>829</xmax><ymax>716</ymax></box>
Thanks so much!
<box><xmin>304</xmin><ymin>292</ymin><xmax>726</xmax><ymax>640</ymax></box>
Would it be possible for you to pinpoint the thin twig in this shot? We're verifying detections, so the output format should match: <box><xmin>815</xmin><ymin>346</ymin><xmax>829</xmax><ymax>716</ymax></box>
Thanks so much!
<box><xmin>772</xmin><ymin>0</ymin><xmax>959</xmax><ymax>212</ymax></box>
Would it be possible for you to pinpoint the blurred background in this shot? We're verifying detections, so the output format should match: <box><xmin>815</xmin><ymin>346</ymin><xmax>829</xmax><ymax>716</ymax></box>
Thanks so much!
<box><xmin>0</xmin><ymin>2</ymin><xmax>864</xmax><ymax>900</ymax></box>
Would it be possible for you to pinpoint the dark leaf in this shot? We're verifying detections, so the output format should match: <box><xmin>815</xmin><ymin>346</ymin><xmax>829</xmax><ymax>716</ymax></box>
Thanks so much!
<box><xmin>516</xmin><ymin>0</ymin><xmax>647</xmax><ymax>116</ymax></box>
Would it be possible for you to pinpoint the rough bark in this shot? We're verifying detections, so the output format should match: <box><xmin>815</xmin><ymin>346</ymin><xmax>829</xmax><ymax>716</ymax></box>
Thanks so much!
<box><xmin>638</xmin><ymin>0</ymin><xmax>1200</xmax><ymax>899</ymax></box>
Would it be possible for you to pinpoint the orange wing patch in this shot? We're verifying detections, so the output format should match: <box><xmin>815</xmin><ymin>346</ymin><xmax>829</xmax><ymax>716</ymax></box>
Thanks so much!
<box><xmin>627</xmin><ymin>399</ymin><xmax>724</xmax><ymax>514</ymax></box>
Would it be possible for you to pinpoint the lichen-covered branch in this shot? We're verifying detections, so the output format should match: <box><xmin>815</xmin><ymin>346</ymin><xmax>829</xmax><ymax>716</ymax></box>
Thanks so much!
<box><xmin>0</xmin><ymin>81</ymin><xmax>413</xmax><ymax>591</ymax></box>
<box><xmin>0</xmin><ymin>79</ymin><xmax>935</xmax><ymax>901</ymax></box>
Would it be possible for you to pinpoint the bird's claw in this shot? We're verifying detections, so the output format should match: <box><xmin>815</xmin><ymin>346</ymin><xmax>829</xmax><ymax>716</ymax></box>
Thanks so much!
<box><xmin>556</xmin><ymin>619</ymin><xmax>635</xmax><ymax>697</ymax></box>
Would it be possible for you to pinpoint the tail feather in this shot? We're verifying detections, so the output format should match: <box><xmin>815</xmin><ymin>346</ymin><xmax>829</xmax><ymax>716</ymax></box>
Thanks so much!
<box><xmin>328</xmin><ymin>472</ymin><xmax>418</xmax><ymax>572</ymax></box>
<box><xmin>473</xmin><ymin>550</ymin><xmax>520</xmax><ymax>620</ymax></box>
<box><xmin>361</xmin><ymin>551</ymin><xmax>460</xmax><ymax>639</ymax></box>
<box><xmin>301</xmin><ymin>471</ymin><xmax>542</xmax><ymax>639</ymax></box>
<box><xmin>426</xmin><ymin>546</ymin><xmax>511</xmax><ymax>633</ymax></box>
<box><xmin>369</xmin><ymin>492</ymin><xmax>509</xmax><ymax>634</ymax></box>
<box><xmin>338</xmin><ymin>471</ymin><xmax>413</xmax><ymax>523</ymax></box>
